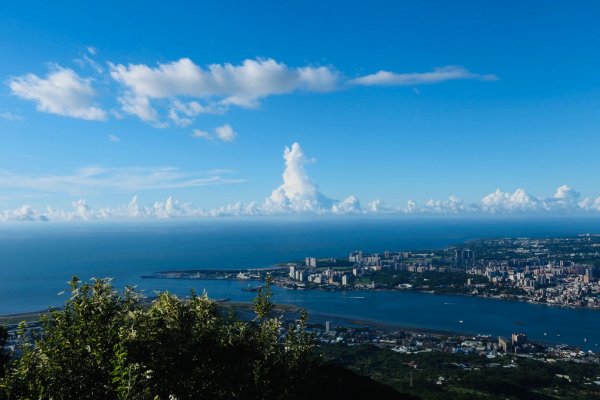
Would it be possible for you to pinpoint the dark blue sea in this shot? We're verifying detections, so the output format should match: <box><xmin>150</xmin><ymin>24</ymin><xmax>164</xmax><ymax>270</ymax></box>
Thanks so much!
<box><xmin>1</xmin><ymin>216</ymin><xmax>600</xmax><ymax>349</ymax></box>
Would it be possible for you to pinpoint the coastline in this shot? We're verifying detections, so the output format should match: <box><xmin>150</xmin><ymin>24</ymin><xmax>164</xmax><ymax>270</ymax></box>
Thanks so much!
<box><xmin>144</xmin><ymin>273</ymin><xmax>600</xmax><ymax>311</ymax></box>
<box><xmin>0</xmin><ymin>302</ymin><xmax>501</xmax><ymax>342</ymax></box>
<box><xmin>0</xmin><ymin>299</ymin><xmax>592</xmax><ymax>351</ymax></box>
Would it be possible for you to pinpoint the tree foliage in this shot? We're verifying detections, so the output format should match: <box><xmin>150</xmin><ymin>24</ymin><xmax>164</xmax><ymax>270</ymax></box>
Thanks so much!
<box><xmin>0</xmin><ymin>326</ymin><xmax>9</xmax><ymax>379</ymax></box>
<box><xmin>0</xmin><ymin>276</ymin><xmax>316</xmax><ymax>400</ymax></box>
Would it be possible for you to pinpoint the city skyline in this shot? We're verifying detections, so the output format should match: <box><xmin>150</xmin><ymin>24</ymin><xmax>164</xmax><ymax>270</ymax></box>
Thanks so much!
<box><xmin>1</xmin><ymin>1</ymin><xmax>600</xmax><ymax>220</ymax></box>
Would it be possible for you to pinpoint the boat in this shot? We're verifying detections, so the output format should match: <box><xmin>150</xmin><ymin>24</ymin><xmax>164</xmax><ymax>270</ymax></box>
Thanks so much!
<box><xmin>241</xmin><ymin>285</ymin><xmax>263</xmax><ymax>292</ymax></box>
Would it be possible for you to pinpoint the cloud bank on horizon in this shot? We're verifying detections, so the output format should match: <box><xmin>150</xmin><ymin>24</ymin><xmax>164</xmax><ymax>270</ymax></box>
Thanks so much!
<box><xmin>1</xmin><ymin>143</ymin><xmax>600</xmax><ymax>222</ymax></box>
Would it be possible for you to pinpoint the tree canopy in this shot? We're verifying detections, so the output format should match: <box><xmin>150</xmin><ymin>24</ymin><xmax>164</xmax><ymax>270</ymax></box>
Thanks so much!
<box><xmin>0</xmin><ymin>277</ymin><xmax>409</xmax><ymax>400</ymax></box>
<box><xmin>0</xmin><ymin>276</ymin><xmax>316</xmax><ymax>400</ymax></box>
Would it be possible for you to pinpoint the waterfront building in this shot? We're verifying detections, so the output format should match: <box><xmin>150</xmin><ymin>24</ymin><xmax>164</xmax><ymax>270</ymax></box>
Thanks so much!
<box><xmin>498</xmin><ymin>336</ymin><xmax>511</xmax><ymax>353</ymax></box>
<box><xmin>305</xmin><ymin>257</ymin><xmax>317</xmax><ymax>268</ymax></box>
<box><xmin>512</xmin><ymin>333</ymin><xmax>528</xmax><ymax>346</ymax></box>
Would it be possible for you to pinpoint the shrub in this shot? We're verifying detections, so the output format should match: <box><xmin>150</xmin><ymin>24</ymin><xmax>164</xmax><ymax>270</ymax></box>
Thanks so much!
<box><xmin>0</xmin><ymin>276</ymin><xmax>314</xmax><ymax>400</ymax></box>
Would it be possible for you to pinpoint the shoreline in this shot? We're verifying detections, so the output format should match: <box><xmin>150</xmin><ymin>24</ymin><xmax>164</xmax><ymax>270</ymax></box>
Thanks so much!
<box><xmin>143</xmin><ymin>274</ymin><xmax>600</xmax><ymax>311</ymax></box>
<box><xmin>0</xmin><ymin>300</ymin><xmax>592</xmax><ymax>351</ymax></box>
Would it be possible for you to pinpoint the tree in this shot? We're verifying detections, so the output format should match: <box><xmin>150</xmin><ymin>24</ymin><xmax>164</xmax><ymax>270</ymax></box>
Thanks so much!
<box><xmin>1</xmin><ymin>276</ymin><xmax>412</xmax><ymax>400</ymax></box>
<box><xmin>0</xmin><ymin>325</ymin><xmax>9</xmax><ymax>379</ymax></box>
<box><xmin>0</xmin><ymin>276</ymin><xmax>315</xmax><ymax>400</ymax></box>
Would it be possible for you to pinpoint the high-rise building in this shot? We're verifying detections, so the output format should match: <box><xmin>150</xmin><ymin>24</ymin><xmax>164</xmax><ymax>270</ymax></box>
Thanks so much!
<box><xmin>511</xmin><ymin>333</ymin><xmax>527</xmax><ymax>346</ymax></box>
<box><xmin>305</xmin><ymin>257</ymin><xmax>317</xmax><ymax>268</ymax></box>
<box><xmin>498</xmin><ymin>336</ymin><xmax>510</xmax><ymax>353</ymax></box>
<box><xmin>453</xmin><ymin>249</ymin><xmax>475</xmax><ymax>268</ymax></box>
<box><xmin>585</xmin><ymin>268</ymin><xmax>595</xmax><ymax>283</ymax></box>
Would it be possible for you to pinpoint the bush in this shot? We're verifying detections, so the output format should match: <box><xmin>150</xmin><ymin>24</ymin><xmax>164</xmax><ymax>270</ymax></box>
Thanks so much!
<box><xmin>0</xmin><ymin>326</ymin><xmax>8</xmax><ymax>379</ymax></box>
<box><xmin>0</xmin><ymin>276</ymin><xmax>315</xmax><ymax>400</ymax></box>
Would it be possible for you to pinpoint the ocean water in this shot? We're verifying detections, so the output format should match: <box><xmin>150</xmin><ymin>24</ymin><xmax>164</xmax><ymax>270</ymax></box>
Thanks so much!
<box><xmin>1</xmin><ymin>216</ymin><xmax>600</xmax><ymax>348</ymax></box>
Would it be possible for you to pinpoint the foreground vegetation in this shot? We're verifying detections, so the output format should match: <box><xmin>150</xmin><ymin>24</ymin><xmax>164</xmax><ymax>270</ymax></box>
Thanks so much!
<box><xmin>0</xmin><ymin>277</ymin><xmax>409</xmax><ymax>400</ymax></box>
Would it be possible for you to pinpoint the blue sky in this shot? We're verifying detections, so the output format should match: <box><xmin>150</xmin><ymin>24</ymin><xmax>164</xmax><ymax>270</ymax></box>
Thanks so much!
<box><xmin>1</xmin><ymin>1</ymin><xmax>600</xmax><ymax>219</ymax></box>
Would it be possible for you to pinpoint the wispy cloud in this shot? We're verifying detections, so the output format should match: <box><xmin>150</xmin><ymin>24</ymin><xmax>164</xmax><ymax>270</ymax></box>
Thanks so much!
<box><xmin>0</xmin><ymin>110</ymin><xmax>23</xmax><ymax>121</ymax></box>
<box><xmin>108</xmin><ymin>134</ymin><xmax>120</xmax><ymax>142</ymax></box>
<box><xmin>0</xmin><ymin>166</ymin><xmax>244</xmax><ymax>195</ymax></box>
<box><xmin>191</xmin><ymin>129</ymin><xmax>213</xmax><ymax>141</ymax></box>
<box><xmin>191</xmin><ymin>123</ymin><xmax>237</xmax><ymax>142</ymax></box>
<box><xmin>349</xmin><ymin>66</ymin><xmax>498</xmax><ymax>86</ymax></box>
<box><xmin>8</xmin><ymin>65</ymin><xmax>107</xmax><ymax>120</ymax></box>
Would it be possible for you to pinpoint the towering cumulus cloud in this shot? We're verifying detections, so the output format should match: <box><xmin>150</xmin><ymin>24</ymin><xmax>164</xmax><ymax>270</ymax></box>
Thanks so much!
<box><xmin>264</xmin><ymin>143</ymin><xmax>334</xmax><ymax>213</ymax></box>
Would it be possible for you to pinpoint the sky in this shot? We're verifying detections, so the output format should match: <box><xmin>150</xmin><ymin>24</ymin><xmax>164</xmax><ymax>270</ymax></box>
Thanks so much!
<box><xmin>1</xmin><ymin>1</ymin><xmax>600</xmax><ymax>220</ymax></box>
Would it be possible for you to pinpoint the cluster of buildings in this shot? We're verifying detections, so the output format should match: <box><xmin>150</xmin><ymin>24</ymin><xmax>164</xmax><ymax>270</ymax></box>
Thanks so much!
<box><xmin>287</xmin><ymin>263</ymin><xmax>357</xmax><ymax>287</ymax></box>
<box><xmin>468</xmin><ymin>259</ymin><xmax>600</xmax><ymax>308</ymax></box>
<box><xmin>310</xmin><ymin>322</ymin><xmax>598</xmax><ymax>365</ymax></box>
<box><xmin>467</xmin><ymin>239</ymin><xmax>600</xmax><ymax>308</ymax></box>
<box><xmin>498</xmin><ymin>333</ymin><xmax>529</xmax><ymax>353</ymax></box>
<box><xmin>279</xmin><ymin>250</ymin><xmax>464</xmax><ymax>289</ymax></box>
<box><xmin>278</xmin><ymin>236</ymin><xmax>600</xmax><ymax>308</ymax></box>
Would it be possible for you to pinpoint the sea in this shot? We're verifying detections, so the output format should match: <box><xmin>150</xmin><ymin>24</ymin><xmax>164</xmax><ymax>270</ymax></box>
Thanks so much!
<box><xmin>1</xmin><ymin>216</ymin><xmax>600</xmax><ymax>350</ymax></box>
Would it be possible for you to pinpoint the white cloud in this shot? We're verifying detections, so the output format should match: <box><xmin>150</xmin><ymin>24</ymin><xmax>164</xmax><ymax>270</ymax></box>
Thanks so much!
<box><xmin>9</xmin><ymin>66</ymin><xmax>107</xmax><ymax>120</ymax></box>
<box><xmin>108</xmin><ymin>134</ymin><xmax>120</xmax><ymax>142</ymax></box>
<box><xmin>553</xmin><ymin>184</ymin><xmax>580</xmax><ymax>204</ymax></box>
<box><xmin>349</xmin><ymin>65</ymin><xmax>498</xmax><ymax>86</ymax></box>
<box><xmin>109</xmin><ymin>58</ymin><xmax>339</xmax><ymax>123</ymax></box>
<box><xmin>365</xmin><ymin>199</ymin><xmax>397</xmax><ymax>214</ymax></box>
<box><xmin>191</xmin><ymin>129</ymin><xmax>213</xmax><ymax>141</ymax></box>
<box><xmin>8</xmin><ymin>55</ymin><xmax>498</xmax><ymax>127</ymax></box>
<box><xmin>3</xmin><ymin>140</ymin><xmax>599</xmax><ymax>221</ymax></box>
<box><xmin>0</xmin><ymin>111</ymin><xmax>24</xmax><ymax>121</ymax></box>
<box><xmin>72</xmin><ymin>199</ymin><xmax>94</xmax><ymax>220</ymax></box>
<box><xmin>110</xmin><ymin>58</ymin><xmax>339</xmax><ymax>100</ymax></box>
<box><xmin>480</xmin><ymin>188</ymin><xmax>545</xmax><ymax>213</ymax></box>
<box><xmin>3</xmin><ymin>185</ymin><xmax>600</xmax><ymax>223</ymax></box>
<box><xmin>74</xmin><ymin>53</ymin><xmax>104</xmax><ymax>74</ymax></box>
<box><xmin>168</xmin><ymin>99</ymin><xmax>217</xmax><ymax>127</ymax></box>
<box><xmin>108</xmin><ymin>59</ymin><xmax>495</xmax><ymax>126</ymax></box>
<box><xmin>331</xmin><ymin>196</ymin><xmax>362</xmax><ymax>214</ymax></box>
<box><xmin>117</xmin><ymin>93</ymin><xmax>160</xmax><ymax>124</ymax></box>
<box><xmin>580</xmin><ymin>196</ymin><xmax>600</xmax><ymax>212</ymax></box>
<box><xmin>421</xmin><ymin>195</ymin><xmax>473</xmax><ymax>214</ymax></box>
<box><xmin>191</xmin><ymin>123</ymin><xmax>237</xmax><ymax>142</ymax></box>
<box><xmin>0</xmin><ymin>166</ymin><xmax>243</xmax><ymax>195</ymax></box>
<box><xmin>215</xmin><ymin>124</ymin><xmax>236</xmax><ymax>142</ymax></box>
<box><xmin>264</xmin><ymin>142</ymin><xmax>334</xmax><ymax>213</ymax></box>
<box><xmin>127</xmin><ymin>195</ymin><xmax>140</xmax><ymax>217</ymax></box>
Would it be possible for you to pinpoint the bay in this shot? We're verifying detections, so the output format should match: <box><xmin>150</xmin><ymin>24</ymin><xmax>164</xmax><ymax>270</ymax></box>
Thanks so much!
<box><xmin>1</xmin><ymin>216</ymin><xmax>600</xmax><ymax>349</ymax></box>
